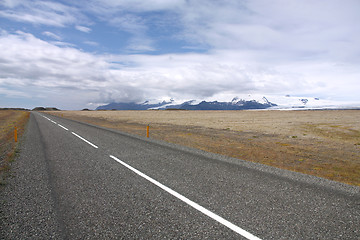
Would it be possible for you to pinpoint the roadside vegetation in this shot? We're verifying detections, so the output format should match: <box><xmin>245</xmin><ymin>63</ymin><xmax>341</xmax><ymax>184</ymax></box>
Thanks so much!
<box><xmin>0</xmin><ymin>110</ymin><xmax>30</xmax><ymax>185</ymax></box>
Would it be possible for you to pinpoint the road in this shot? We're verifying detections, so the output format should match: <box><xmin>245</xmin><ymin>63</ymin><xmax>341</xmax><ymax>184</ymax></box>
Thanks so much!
<box><xmin>1</xmin><ymin>112</ymin><xmax>359</xmax><ymax>239</ymax></box>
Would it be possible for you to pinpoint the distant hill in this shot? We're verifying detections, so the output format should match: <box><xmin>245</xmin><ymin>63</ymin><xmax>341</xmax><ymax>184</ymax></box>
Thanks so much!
<box><xmin>0</xmin><ymin>108</ymin><xmax>30</xmax><ymax>111</ymax></box>
<box><xmin>32</xmin><ymin>107</ymin><xmax>60</xmax><ymax>111</ymax></box>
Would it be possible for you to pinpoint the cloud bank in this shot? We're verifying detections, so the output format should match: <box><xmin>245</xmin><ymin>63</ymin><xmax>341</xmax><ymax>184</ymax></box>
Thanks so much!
<box><xmin>0</xmin><ymin>0</ymin><xmax>359</xmax><ymax>109</ymax></box>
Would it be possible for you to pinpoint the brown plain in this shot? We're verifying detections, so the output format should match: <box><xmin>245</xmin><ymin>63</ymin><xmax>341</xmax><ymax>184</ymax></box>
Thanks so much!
<box><xmin>49</xmin><ymin>110</ymin><xmax>360</xmax><ymax>186</ymax></box>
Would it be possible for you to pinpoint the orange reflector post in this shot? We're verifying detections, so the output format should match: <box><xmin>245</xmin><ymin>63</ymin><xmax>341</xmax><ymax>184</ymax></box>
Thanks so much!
<box><xmin>14</xmin><ymin>127</ymin><xmax>18</xmax><ymax>142</ymax></box>
<box><xmin>147</xmin><ymin>125</ymin><xmax>149</xmax><ymax>138</ymax></box>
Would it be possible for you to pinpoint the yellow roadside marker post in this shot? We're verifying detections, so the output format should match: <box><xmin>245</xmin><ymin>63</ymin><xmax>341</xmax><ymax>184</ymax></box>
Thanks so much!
<box><xmin>14</xmin><ymin>127</ymin><xmax>18</xmax><ymax>142</ymax></box>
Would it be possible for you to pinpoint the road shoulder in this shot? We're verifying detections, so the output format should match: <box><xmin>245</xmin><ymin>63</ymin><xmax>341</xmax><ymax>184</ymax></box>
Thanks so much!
<box><xmin>0</xmin><ymin>113</ymin><xmax>63</xmax><ymax>239</ymax></box>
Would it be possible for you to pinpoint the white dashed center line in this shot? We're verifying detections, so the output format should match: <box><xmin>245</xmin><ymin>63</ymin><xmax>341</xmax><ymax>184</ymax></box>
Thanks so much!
<box><xmin>71</xmin><ymin>132</ymin><xmax>98</xmax><ymax>149</ymax></box>
<box><xmin>57</xmin><ymin>124</ymin><xmax>68</xmax><ymax>131</ymax></box>
<box><xmin>42</xmin><ymin>115</ymin><xmax>97</xmax><ymax>149</ymax></box>
<box><xmin>40</xmin><ymin>113</ymin><xmax>261</xmax><ymax>239</ymax></box>
<box><xmin>109</xmin><ymin>155</ymin><xmax>262</xmax><ymax>240</ymax></box>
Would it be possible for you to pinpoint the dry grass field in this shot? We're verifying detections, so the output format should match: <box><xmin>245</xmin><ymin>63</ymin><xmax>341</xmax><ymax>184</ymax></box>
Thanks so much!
<box><xmin>49</xmin><ymin>110</ymin><xmax>360</xmax><ymax>186</ymax></box>
<box><xmin>0</xmin><ymin>110</ymin><xmax>30</xmax><ymax>184</ymax></box>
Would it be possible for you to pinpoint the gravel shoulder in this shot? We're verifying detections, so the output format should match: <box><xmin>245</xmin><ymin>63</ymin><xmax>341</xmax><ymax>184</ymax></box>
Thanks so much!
<box><xmin>0</xmin><ymin>113</ymin><xmax>63</xmax><ymax>239</ymax></box>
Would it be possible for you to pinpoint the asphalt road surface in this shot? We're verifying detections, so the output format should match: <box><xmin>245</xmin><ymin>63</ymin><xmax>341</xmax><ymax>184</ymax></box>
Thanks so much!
<box><xmin>1</xmin><ymin>112</ymin><xmax>359</xmax><ymax>239</ymax></box>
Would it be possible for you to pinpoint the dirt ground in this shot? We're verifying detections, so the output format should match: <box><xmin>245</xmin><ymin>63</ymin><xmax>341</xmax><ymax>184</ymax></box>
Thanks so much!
<box><xmin>48</xmin><ymin>110</ymin><xmax>360</xmax><ymax>186</ymax></box>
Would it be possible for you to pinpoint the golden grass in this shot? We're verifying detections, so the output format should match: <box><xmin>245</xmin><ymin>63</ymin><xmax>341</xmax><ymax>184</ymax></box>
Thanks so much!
<box><xmin>0</xmin><ymin>110</ymin><xmax>30</xmax><ymax>184</ymax></box>
<box><xmin>49</xmin><ymin>110</ymin><xmax>360</xmax><ymax>186</ymax></box>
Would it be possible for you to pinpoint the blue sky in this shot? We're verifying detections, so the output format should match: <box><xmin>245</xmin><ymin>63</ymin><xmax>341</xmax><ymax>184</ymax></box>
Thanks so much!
<box><xmin>1</xmin><ymin>0</ymin><xmax>360</xmax><ymax>109</ymax></box>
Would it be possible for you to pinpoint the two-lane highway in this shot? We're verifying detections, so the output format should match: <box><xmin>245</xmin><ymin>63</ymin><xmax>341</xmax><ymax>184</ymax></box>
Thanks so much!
<box><xmin>1</xmin><ymin>112</ymin><xmax>359</xmax><ymax>239</ymax></box>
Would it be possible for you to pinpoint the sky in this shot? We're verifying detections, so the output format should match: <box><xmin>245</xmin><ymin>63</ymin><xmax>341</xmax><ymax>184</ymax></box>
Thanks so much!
<box><xmin>0</xmin><ymin>0</ymin><xmax>359</xmax><ymax>110</ymax></box>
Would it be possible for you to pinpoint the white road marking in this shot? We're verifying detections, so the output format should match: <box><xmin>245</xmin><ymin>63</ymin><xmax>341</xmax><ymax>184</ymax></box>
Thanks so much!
<box><xmin>41</xmin><ymin>115</ymin><xmax>68</xmax><ymax>131</ymax></box>
<box><xmin>58</xmin><ymin>124</ymin><xmax>69</xmax><ymax>131</ymax></box>
<box><xmin>38</xmin><ymin>112</ymin><xmax>259</xmax><ymax>238</ymax></box>
<box><xmin>109</xmin><ymin>155</ymin><xmax>262</xmax><ymax>240</ymax></box>
<box><xmin>41</xmin><ymin>115</ymin><xmax>56</xmax><ymax>124</ymax></box>
<box><xmin>71</xmin><ymin>132</ymin><xmax>98</xmax><ymax>149</ymax></box>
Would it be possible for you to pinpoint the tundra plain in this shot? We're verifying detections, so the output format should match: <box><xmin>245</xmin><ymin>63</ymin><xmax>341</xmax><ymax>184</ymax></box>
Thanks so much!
<box><xmin>48</xmin><ymin>110</ymin><xmax>360</xmax><ymax>186</ymax></box>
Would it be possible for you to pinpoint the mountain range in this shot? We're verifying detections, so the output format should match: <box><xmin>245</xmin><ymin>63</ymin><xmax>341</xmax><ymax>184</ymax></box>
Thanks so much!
<box><xmin>96</xmin><ymin>97</ymin><xmax>277</xmax><ymax>110</ymax></box>
<box><xmin>95</xmin><ymin>95</ymin><xmax>360</xmax><ymax>111</ymax></box>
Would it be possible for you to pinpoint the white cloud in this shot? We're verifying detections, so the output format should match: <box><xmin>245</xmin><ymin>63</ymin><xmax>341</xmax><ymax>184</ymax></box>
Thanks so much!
<box><xmin>84</xmin><ymin>41</ymin><xmax>99</xmax><ymax>46</ymax></box>
<box><xmin>42</xmin><ymin>31</ymin><xmax>61</xmax><ymax>40</ymax></box>
<box><xmin>0</xmin><ymin>0</ymin><xmax>86</xmax><ymax>27</ymax></box>
<box><xmin>0</xmin><ymin>32</ymin><xmax>103</xmax><ymax>100</ymax></box>
<box><xmin>1</xmin><ymin>0</ymin><xmax>360</xmax><ymax>109</ymax></box>
<box><xmin>75</xmin><ymin>25</ymin><xmax>91</xmax><ymax>33</ymax></box>
<box><xmin>88</xmin><ymin>0</ymin><xmax>185</xmax><ymax>13</ymax></box>
<box><xmin>1</xmin><ymin>0</ymin><xmax>23</xmax><ymax>8</ymax></box>
<box><xmin>0</xmin><ymin>86</ymin><xmax>31</xmax><ymax>98</ymax></box>
<box><xmin>178</xmin><ymin>0</ymin><xmax>360</xmax><ymax>63</ymax></box>
<box><xmin>0</xmin><ymin>31</ymin><xmax>151</xmax><ymax>108</ymax></box>
<box><xmin>50</xmin><ymin>41</ymin><xmax>76</xmax><ymax>47</ymax></box>
<box><xmin>86</xmin><ymin>0</ymin><xmax>360</xmax><ymax>63</ymax></box>
<box><xmin>110</xmin><ymin>14</ymin><xmax>146</xmax><ymax>33</ymax></box>
<box><xmin>108</xmin><ymin>14</ymin><xmax>155</xmax><ymax>52</ymax></box>
<box><xmin>1</xmin><ymin>29</ymin><xmax>359</xmax><ymax>109</ymax></box>
<box><xmin>126</xmin><ymin>38</ymin><xmax>155</xmax><ymax>52</ymax></box>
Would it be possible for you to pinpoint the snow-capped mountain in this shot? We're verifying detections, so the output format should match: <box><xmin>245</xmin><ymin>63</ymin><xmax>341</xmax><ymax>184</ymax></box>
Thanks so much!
<box><xmin>95</xmin><ymin>95</ymin><xmax>360</xmax><ymax>110</ymax></box>
<box><xmin>96</xmin><ymin>97</ymin><xmax>276</xmax><ymax>110</ymax></box>
<box><xmin>96</xmin><ymin>99</ymin><xmax>174</xmax><ymax>110</ymax></box>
